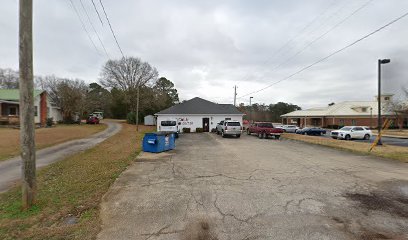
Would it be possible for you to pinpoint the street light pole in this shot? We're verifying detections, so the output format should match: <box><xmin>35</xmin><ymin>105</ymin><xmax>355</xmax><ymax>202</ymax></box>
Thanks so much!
<box><xmin>370</xmin><ymin>107</ymin><xmax>373</xmax><ymax>129</ymax></box>
<box><xmin>377</xmin><ymin>59</ymin><xmax>390</xmax><ymax>146</ymax></box>
<box><xmin>249</xmin><ymin>97</ymin><xmax>253</xmax><ymax>124</ymax></box>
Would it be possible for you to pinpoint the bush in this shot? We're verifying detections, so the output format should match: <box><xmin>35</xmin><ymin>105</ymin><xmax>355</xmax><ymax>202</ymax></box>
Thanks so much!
<box><xmin>182</xmin><ymin>127</ymin><xmax>191</xmax><ymax>133</ymax></box>
<box><xmin>211</xmin><ymin>128</ymin><xmax>216</xmax><ymax>133</ymax></box>
<box><xmin>46</xmin><ymin>117</ymin><xmax>53</xmax><ymax>127</ymax></box>
<box><xmin>196</xmin><ymin>127</ymin><xmax>203</xmax><ymax>133</ymax></box>
<box><xmin>127</xmin><ymin>112</ymin><xmax>136</xmax><ymax>124</ymax></box>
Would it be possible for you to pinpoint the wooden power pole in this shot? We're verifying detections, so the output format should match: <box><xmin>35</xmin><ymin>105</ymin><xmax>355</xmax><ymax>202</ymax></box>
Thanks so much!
<box><xmin>19</xmin><ymin>0</ymin><xmax>36</xmax><ymax>209</ymax></box>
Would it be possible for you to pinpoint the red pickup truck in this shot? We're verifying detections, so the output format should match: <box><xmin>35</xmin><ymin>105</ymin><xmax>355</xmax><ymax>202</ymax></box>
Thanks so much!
<box><xmin>247</xmin><ymin>122</ymin><xmax>284</xmax><ymax>139</ymax></box>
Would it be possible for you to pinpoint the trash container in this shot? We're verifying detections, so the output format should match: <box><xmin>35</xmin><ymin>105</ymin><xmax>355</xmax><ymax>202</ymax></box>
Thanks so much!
<box><xmin>142</xmin><ymin>131</ymin><xmax>176</xmax><ymax>153</ymax></box>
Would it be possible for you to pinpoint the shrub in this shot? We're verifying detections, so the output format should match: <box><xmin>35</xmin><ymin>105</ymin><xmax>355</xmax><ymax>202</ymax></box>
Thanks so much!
<box><xmin>183</xmin><ymin>127</ymin><xmax>191</xmax><ymax>133</ymax></box>
<box><xmin>196</xmin><ymin>128</ymin><xmax>203</xmax><ymax>133</ymax></box>
<box><xmin>210</xmin><ymin>128</ymin><xmax>216</xmax><ymax>133</ymax></box>
<box><xmin>46</xmin><ymin>117</ymin><xmax>53</xmax><ymax>127</ymax></box>
<box><xmin>127</xmin><ymin>112</ymin><xmax>136</xmax><ymax>124</ymax></box>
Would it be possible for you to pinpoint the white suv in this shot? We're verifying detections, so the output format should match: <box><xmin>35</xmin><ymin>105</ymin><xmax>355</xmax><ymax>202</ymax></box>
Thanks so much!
<box><xmin>331</xmin><ymin>126</ymin><xmax>372</xmax><ymax>140</ymax></box>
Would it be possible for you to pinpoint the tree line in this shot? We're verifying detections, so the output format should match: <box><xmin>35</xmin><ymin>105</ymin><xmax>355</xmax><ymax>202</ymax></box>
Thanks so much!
<box><xmin>0</xmin><ymin>57</ymin><xmax>179</xmax><ymax>123</ymax></box>
<box><xmin>237</xmin><ymin>102</ymin><xmax>301</xmax><ymax>123</ymax></box>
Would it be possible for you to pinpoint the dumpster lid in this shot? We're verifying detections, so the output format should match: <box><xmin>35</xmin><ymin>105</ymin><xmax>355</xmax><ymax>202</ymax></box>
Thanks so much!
<box><xmin>145</xmin><ymin>131</ymin><xmax>175</xmax><ymax>136</ymax></box>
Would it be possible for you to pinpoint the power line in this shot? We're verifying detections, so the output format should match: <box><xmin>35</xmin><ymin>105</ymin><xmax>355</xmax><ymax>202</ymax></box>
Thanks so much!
<box><xmin>237</xmin><ymin>0</ymin><xmax>339</xmax><ymax>85</ymax></box>
<box><xmin>99</xmin><ymin>0</ymin><xmax>125</xmax><ymax>58</ymax></box>
<box><xmin>91</xmin><ymin>0</ymin><xmax>104</xmax><ymax>26</ymax></box>
<box><xmin>239</xmin><ymin>0</ymin><xmax>373</xmax><ymax>96</ymax></box>
<box><xmin>238</xmin><ymin>10</ymin><xmax>408</xmax><ymax>99</ymax></box>
<box><xmin>78</xmin><ymin>0</ymin><xmax>110</xmax><ymax>58</ymax></box>
<box><xmin>69</xmin><ymin>0</ymin><xmax>101</xmax><ymax>55</ymax></box>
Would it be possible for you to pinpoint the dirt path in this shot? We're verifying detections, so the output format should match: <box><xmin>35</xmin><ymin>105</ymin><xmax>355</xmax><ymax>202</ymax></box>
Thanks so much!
<box><xmin>98</xmin><ymin>133</ymin><xmax>408</xmax><ymax>240</ymax></box>
<box><xmin>0</xmin><ymin>121</ymin><xmax>122</xmax><ymax>193</ymax></box>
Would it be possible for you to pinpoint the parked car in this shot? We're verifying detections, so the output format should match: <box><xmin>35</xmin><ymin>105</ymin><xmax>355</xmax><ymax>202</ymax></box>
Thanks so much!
<box><xmin>86</xmin><ymin>116</ymin><xmax>100</xmax><ymax>124</ymax></box>
<box><xmin>281</xmin><ymin>125</ymin><xmax>299</xmax><ymax>133</ymax></box>
<box><xmin>217</xmin><ymin>120</ymin><xmax>242</xmax><ymax>138</ymax></box>
<box><xmin>158</xmin><ymin>120</ymin><xmax>179</xmax><ymax>138</ymax></box>
<box><xmin>331</xmin><ymin>126</ymin><xmax>372</xmax><ymax>140</ymax></box>
<box><xmin>247</xmin><ymin>122</ymin><xmax>284</xmax><ymax>139</ymax></box>
<box><xmin>296</xmin><ymin>127</ymin><xmax>326</xmax><ymax>135</ymax></box>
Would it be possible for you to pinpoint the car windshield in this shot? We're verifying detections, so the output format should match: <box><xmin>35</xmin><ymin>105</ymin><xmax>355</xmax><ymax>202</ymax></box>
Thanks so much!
<box><xmin>340</xmin><ymin>127</ymin><xmax>352</xmax><ymax>131</ymax></box>
<box><xmin>161</xmin><ymin>121</ymin><xmax>176</xmax><ymax>126</ymax></box>
<box><xmin>227</xmin><ymin>122</ymin><xmax>241</xmax><ymax>126</ymax></box>
<box><xmin>258</xmin><ymin>123</ymin><xmax>273</xmax><ymax>128</ymax></box>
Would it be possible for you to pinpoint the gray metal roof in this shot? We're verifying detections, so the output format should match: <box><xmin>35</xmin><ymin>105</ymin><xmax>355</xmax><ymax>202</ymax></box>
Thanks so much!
<box><xmin>155</xmin><ymin>97</ymin><xmax>244</xmax><ymax>115</ymax></box>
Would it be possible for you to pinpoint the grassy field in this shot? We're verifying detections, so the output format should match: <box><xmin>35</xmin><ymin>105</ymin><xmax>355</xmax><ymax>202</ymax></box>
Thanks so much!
<box><xmin>282</xmin><ymin>133</ymin><xmax>408</xmax><ymax>163</ymax></box>
<box><xmin>0</xmin><ymin>124</ymin><xmax>107</xmax><ymax>161</ymax></box>
<box><xmin>0</xmin><ymin>123</ymin><xmax>154</xmax><ymax>240</ymax></box>
<box><xmin>381</xmin><ymin>129</ymin><xmax>408</xmax><ymax>137</ymax></box>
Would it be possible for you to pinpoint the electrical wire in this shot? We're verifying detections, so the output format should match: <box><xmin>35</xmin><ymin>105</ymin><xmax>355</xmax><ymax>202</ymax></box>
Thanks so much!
<box><xmin>91</xmin><ymin>0</ymin><xmax>104</xmax><ymax>26</ymax></box>
<box><xmin>99</xmin><ymin>0</ymin><xmax>125</xmax><ymax>59</ymax></box>
<box><xmin>68</xmin><ymin>0</ymin><xmax>101</xmax><ymax>55</ymax></box>
<box><xmin>78</xmin><ymin>0</ymin><xmax>110</xmax><ymax>58</ymax></box>
<box><xmin>238</xmin><ymin>10</ymin><xmax>408</xmax><ymax>99</ymax></box>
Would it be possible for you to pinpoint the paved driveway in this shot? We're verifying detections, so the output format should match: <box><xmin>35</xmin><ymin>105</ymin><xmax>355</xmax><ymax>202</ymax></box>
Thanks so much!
<box><xmin>0</xmin><ymin>121</ymin><xmax>122</xmax><ymax>193</ymax></box>
<box><xmin>98</xmin><ymin>133</ymin><xmax>408</xmax><ymax>240</ymax></box>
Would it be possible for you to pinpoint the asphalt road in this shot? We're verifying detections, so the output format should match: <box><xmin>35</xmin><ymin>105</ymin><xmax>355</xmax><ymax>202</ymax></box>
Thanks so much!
<box><xmin>0</xmin><ymin>121</ymin><xmax>122</xmax><ymax>193</ymax></box>
<box><xmin>98</xmin><ymin>133</ymin><xmax>408</xmax><ymax>240</ymax></box>
<box><xmin>297</xmin><ymin>131</ymin><xmax>408</xmax><ymax>147</ymax></box>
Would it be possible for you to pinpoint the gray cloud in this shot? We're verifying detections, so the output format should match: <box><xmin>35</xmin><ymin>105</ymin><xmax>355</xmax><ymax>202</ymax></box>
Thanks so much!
<box><xmin>0</xmin><ymin>0</ymin><xmax>407</xmax><ymax>109</ymax></box>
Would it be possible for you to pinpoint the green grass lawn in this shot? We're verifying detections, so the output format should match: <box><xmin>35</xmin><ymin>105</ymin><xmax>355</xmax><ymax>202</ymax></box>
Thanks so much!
<box><xmin>0</xmin><ymin>123</ymin><xmax>154</xmax><ymax>240</ymax></box>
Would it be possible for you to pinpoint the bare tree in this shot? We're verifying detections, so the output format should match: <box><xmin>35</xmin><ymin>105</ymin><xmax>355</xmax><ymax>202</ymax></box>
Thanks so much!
<box><xmin>100</xmin><ymin>57</ymin><xmax>159</xmax><ymax>113</ymax></box>
<box><xmin>43</xmin><ymin>76</ymin><xmax>88</xmax><ymax>122</ymax></box>
<box><xmin>386</xmin><ymin>87</ymin><xmax>408</xmax><ymax>130</ymax></box>
<box><xmin>0</xmin><ymin>68</ymin><xmax>20</xmax><ymax>89</ymax></box>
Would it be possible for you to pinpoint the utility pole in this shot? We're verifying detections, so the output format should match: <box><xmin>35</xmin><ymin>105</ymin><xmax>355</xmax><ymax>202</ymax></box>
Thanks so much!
<box><xmin>19</xmin><ymin>0</ymin><xmax>36</xmax><ymax>209</ymax></box>
<box><xmin>136</xmin><ymin>86</ymin><xmax>140</xmax><ymax>131</ymax></box>
<box><xmin>233</xmin><ymin>85</ymin><xmax>237</xmax><ymax>106</ymax></box>
<box><xmin>377</xmin><ymin>59</ymin><xmax>391</xmax><ymax>146</ymax></box>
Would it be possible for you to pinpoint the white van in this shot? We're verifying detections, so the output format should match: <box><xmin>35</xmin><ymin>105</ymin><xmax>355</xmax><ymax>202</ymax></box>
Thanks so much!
<box><xmin>158</xmin><ymin>120</ymin><xmax>179</xmax><ymax>137</ymax></box>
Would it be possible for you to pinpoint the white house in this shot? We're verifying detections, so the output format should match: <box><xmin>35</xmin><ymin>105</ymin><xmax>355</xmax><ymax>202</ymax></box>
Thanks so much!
<box><xmin>0</xmin><ymin>89</ymin><xmax>63</xmax><ymax>125</ymax></box>
<box><xmin>155</xmin><ymin>97</ymin><xmax>244</xmax><ymax>133</ymax></box>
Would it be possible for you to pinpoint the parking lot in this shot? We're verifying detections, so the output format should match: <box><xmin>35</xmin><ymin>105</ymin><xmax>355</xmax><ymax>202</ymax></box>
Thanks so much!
<box><xmin>318</xmin><ymin>131</ymin><xmax>408</xmax><ymax>147</ymax></box>
<box><xmin>98</xmin><ymin>133</ymin><xmax>408</xmax><ymax>240</ymax></box>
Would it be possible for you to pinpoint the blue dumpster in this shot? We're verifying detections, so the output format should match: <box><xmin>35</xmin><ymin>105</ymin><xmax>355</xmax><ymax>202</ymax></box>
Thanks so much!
<box><xmin>142</xmin><ymin>131</ymin><xmax>176</xmax><ymax>153</ymax></box>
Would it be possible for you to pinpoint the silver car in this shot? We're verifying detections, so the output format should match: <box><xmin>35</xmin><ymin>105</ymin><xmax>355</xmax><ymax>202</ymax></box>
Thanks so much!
<box><xmin>281</xmin><ymin>125</ymin><xmax>299</xmax><ymax>133</ymax></box>
<box><xmin>217</xmin><ymin>120</ymin><xmax>242</xmax><ymax>138</ymax></box>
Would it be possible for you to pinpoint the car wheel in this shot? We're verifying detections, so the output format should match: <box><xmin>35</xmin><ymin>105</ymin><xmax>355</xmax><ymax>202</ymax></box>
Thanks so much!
<box><xmin>216</xmin><ymin>130</ymin><xmax>219</xmax><ymax>135</ymax></box>
<box><xmin>263</xmin><ymin>132</ymin><xmax>267</xmax><ymax>139</ymax></box>
<box><xmin>236</xmin><ymin>134</ymin><xmax>241</xmax><ymax>138</ymax></box>
<box><xmin>345</xmin><ymin>134</ymin><xmax>351</xmax><ymax>140</ymax></box>
<box><xmin>247</xmin><ymin>129</ymin><xmax>250</xmax><ymax>135</ymax></box>
<box><xmin>363</xmin><ymin>134</ymin><xmax>370</xmax><ymax>140</ymax></box>
<box><xmin>331</xmin><ymin>137</ymin><xmax>337</xmax><ymax>139</ymax></box>
<box><xmin>258</xmin><ymin>132</ymin><xmax>263</xmax><ymax>139</ymax></box>
<box><xmin>222</xmin><ymin>131</ymin><xmax>226</xmax><ymax>138</ymax></box>
<box><xmin>275</xmin><ymin>135</ymin><xmax>280</xmax><ymax>140</ymax></box>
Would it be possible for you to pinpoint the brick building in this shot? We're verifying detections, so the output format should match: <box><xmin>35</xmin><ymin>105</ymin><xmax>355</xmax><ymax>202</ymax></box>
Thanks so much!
<box><xmin>281</xmin><ymin>95</ymin><xmax>406</xmax><ymax>129</ymax></box>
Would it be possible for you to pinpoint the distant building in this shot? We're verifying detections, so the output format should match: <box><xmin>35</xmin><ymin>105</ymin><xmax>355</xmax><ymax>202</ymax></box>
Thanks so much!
<box><xmin>144</xmin><ymin>115</ymin><xmax>156</xmax><ymax>126</ymax></box>
<box><xmin>155</xmin><ymin>97</ymin><xmax>244</xmax><ymax>132</ymax></box>
<box><xmin>281</xmin><ymin>94</ymin><xmax>403</xmax><ymax>128</ymax></box>
<box><xmin>0</xmin><ymin>89</ymin><xmax>62</xmax><ymax>125</ymax></box>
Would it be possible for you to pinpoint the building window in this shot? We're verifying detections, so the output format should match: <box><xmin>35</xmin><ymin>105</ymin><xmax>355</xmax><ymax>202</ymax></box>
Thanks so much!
<box><xmin>361</xmin><ymin>107</ymin><xmax>367</xmax><ymax>112</ymax></box>
<box><xmin>9</xmin><ymin>106</ymin><xmax>17</xmax><ymax>116</ymax></box>
<box><xmin>384</xmin><ymin>97</ymin><xmax>390</xmax><ymax>100</ymax></box>
<box><xmin>34</xmin><ymin>106</ymin><xmax>38</xmax><ymax>117</ymax></box>
<box><xmin>351</xmin><ymin>119</ymin><xmax>356</xmax><ymax>125</ymax></box>
<box><xmin>339</xmin><ymin>119</ymin><xmax>344</xmax><ymax>125</ymax></box>
<box><xmin>225</xmin><ymin>118</ymin><xmax>231</xmax><ymax>120</ymax></box>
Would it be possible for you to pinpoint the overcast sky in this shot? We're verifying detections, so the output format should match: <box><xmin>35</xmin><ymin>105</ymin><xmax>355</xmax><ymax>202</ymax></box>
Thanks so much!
<box><xmin>1</xmin><ymin>0</ymin><xmax>407</xmax><ymax>108</ymax></box>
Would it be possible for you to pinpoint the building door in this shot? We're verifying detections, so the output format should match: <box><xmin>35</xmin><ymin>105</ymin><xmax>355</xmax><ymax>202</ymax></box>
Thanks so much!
<box><xmin>202</xmin><ymin>118</ymin><xmax>210</xmax><ymax>132</ymax></box>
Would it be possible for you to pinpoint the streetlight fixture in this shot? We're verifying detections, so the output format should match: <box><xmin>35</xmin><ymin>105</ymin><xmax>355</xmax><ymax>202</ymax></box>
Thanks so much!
<box><xmin>377</xmin><ymin>58</ymin><xmax>390</xmax><ymax>145</ymax></box>
<box><xmin>249</xmin><ymin>97</ymin><xmax>253</xmax><ymax>124</ymax></box>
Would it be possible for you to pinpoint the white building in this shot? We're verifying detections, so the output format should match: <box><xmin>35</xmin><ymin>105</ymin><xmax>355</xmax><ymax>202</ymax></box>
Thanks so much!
<box><xmin>155</xmin><ymin>97</ymin><xmax>244</xmax><ymax>133</ymax></box>
<box><xmin>0</xmin><ymin>89</ymin><xmax>63</xmax><ymax>125</ymax></box>
<box><xmin>144</xmin><ymin>115</ymin><xmax>156</xmax><ymax>126</ymax></box>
